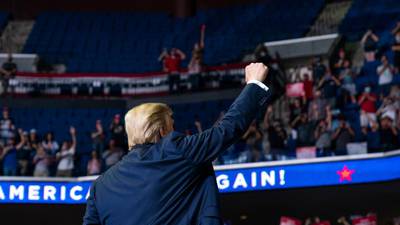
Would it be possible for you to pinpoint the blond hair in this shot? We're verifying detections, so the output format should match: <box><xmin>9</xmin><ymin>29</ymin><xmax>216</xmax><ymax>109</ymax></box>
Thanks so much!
<box><xmin>125</xmin><ymin>103</ymin><xmax>172</xmax><ymax>149</ymax></box>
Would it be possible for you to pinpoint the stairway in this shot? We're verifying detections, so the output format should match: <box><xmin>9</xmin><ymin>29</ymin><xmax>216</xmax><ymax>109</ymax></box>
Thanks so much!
<box><xmin>307</xmin><ymin>0</ymin><xmax>353</xmax><ymax>36</ymax></box>
<box><xmin>0</xmin><ymin>20</ymin><xmax>34</xmax><ymax>53</ymax></box>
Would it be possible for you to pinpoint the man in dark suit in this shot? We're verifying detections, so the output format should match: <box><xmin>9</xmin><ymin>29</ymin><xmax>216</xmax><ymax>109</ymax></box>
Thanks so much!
<box><xmin>83</xmin><ymin>63</ymin><xmax>270</xmax><ymax>225</ymax></box>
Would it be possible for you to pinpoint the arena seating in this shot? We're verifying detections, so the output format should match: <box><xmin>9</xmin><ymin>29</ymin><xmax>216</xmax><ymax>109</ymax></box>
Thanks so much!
<box><xmin>339</xmin><ymin>0</ymin><xmax>400</xmax><ymax>40</ymax></box>
<box><xmin>0</xmin><ymin>12</ymin><xmax>9</xmax><ymax>33</ymax></box>
<box><xmin>10</xmin><ymin>107</ymin><xmax>125</xmax><ymax>153</ymax></box>
<box><xmin>8</xmin><ymin>99</ymin><xmax>233</xmax><ymax>154</ymax></box>
<box><xmin>22</xmin><ymin>0</ymin><xmax>324</xmax><ymax>73</ymax></box>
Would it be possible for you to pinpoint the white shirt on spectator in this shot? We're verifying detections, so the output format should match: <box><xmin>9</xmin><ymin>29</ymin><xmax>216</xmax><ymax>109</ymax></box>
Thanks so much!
<box><xmin>57</xmin><ymin>147</ymin><xmax>75</xmax><ymax>170</ymax></box>
<box><xmin>299</xmin><ymin>66</ymin><xmax>313</xmax><ymax>81</ymax></box>
<box><xmin>377</xmin><ymin>65</ymin><xmax>393</xmax><ymax>85</ymax></box>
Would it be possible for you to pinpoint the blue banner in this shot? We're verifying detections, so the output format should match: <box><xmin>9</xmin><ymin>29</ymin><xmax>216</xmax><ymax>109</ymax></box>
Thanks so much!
<box><xmin>0</xmin><ymin>152</ymin><xmax>399</xmax><ymax>204</ymax></box>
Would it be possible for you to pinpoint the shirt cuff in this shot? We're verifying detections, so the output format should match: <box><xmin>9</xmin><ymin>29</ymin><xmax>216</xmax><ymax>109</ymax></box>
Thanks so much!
<box><xmin>247</xmin><ymin>80</ymin><xmax>269</xmax><ymax>92</ymax></box>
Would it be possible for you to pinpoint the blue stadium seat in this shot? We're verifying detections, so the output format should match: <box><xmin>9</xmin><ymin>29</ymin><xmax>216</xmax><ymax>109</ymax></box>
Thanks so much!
<box><xmin>23</xmin><ymin>0</ymin><xmax>324</xmax><ymax>73</ymax></box>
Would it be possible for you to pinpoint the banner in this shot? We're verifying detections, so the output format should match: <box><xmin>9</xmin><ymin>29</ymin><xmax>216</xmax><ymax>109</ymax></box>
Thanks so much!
<box><xmin>352</xmin><ymin>214</ymin><xmax>377</xmax><ymax>225</ymax></box>
<box><xmin>286</xmin><ymin>83</ymin><xmax>305</xmax><ymax>97</ymax></box>
<box><xmin>280</xmin><ymin>216</ymin><xmax>302</xmax><ymax>225</ymax></box>
<box><xmin>0</xmin><ymin>181</ymin><xmax>92</xmax><ymax>204</ymax></box>
<box><xmin>0</xmin><ymin>151</ymin><xmax>399</xmax><ymax>204</ymax></box>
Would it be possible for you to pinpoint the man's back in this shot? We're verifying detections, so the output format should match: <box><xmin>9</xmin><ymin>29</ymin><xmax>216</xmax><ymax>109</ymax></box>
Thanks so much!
<box><xmin>93</xmin><ymin>137</ymin><xmax>221</xmax><ymax>225</ymax></box>
<box><xmin>83</xmin><ymin>63</ymin><xmax>271</xmax><ymax>225</ymax></box>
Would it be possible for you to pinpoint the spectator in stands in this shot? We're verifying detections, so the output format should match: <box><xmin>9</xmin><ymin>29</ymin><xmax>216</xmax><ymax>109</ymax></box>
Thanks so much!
<box><xmin>261</xmin><ymin>108</ymin><xmax>272</xmax><ymax>159</ymax></box>
<box><xmin>337</xmin><ymin>87</ymin><xmax>357</xmax><ymax>110</ymax></box>
<box><xmin>33</xmin><ymin>144</ymin><xmax>49</xmax><ymax>177</ymax></box>
<box><xmin>267</xmin><ymin>121</ymin><xmax>287</xmax><ymax>160</ymax></box>
<box><xmin>290</xmin><ymin>98</ymin><xmax>305</xmax><ymax>124</ymax></box>
<box><xmin>358</xmin><ymin>86</ymin><xmax>377</xmax><ymax>127</ymax></box>
<box><xmin>332</xmin><ymin>115</ymin><xmax>355</xmax><ymax>155</ymax></box>
<box><xmin>0</xmin><ymin>108</ymin><xmax>15</xmax><ymax>144</ymax></box>
<box><xmin>361</xmin><ymin>29</ymin><xmax>379</xmax><ymax>61</ymax></box>
<box><xmin>187</xmin><ymin>25</ymin><xmax>206</xmax><ymax>91</ymax></box>
<box><xmin>362</xmin><ymin>121</ymin><xmax>381</xmax><ymax>153</ymax></box>
<box><xmin>0</xmin><ymin>138</ymin><xmax>17</xmax><ymax>176</ymax></box>
<box><xmin>42</xmin><ymin>132</ymin><xmax>59</xmax><ymax>155</ymax></box>
<box><xmin>194</xmin><ymin>116</ymin><xmax>203</xmax><ymax>133</ymax></box>
<box><xmin>255</xmin><ymin>44</ymin><xmax>273</xmax><ymax>66</ymax></box>
<box><xmin>29</xmin><ymin>129</ymin><xmax>39</xmax><ymax>149</ymax></box>
<box><xmin>377</xmin><ymin>55</ymin><xmax>395</xmax><ymax>97</ymax></box>
<box><xmin>317</xmin><ymin>68</ymin><xmax>341</xmax><ymax>107</ymax></box>
<box><xmin>87</xmin><ymin>151</ymin><xmax>101</xmax><ymax>176</ymax></box>
<box><xmin>109</xmin><ymin>114</ymin><xmax>125</xmax><ymax>148</ymax></box>
<box><xmin>102</xmin><ymin>139</ymin><xmax>123</xmax><ymax>170</ymax></box>
<box><xmin>0</xmin><ymin>53</ymin><xmax>17</xmax><ymax>96</ymax></box>
<box><xmin>16</xmin><ymin>129</ymin><xmax>34</xmax><ymax>176</ymax></box>
<box><xmin>291</xmin><ymin>113</ymin><xmax>316</xmax><ymax>147</ymax></box>
<box><xmin>312</xmin><ymin>57</ymin><xmax>327</xmax><ymax>83</ymax></box>
<box><xmin>314</xmin><ymin>107</ymin><xmax>333</xmax><ymax>156</ymax></box>
<box><xmin>42</xmin><ymin>131</ymin><xmax>59</xmax><ymax>176</ymax></box>
<box><xmin>91</xmin><ymin>120</ymin><xmax>105</xmax><ymax>154</ymax></box>
<box><xmin>159</xmin><ymin>48</ymin><xmax>186</xmax><ymax>93</ymax></box>
<box><xmin>377</xmin><ymin>97</ymin><xmax>398</xmax><ymax>122</ymax></box>
<box><xmin>308</xmin><ymin>90</ymin><xmax>328</xmax><ymax>121</ymax></box>
<box><xmin>379</xmin><ymin>113</ymin><xmax>398</xmax><ymax>151</ymax></box>
<box><xmin>333</xmin><ymin>48</ymin><xmax>349</xmax><ymax>75</ymax></box>
<box><xmin>56</xmin><ymin>127</ymin><xmax>76</xmax><ymax>177</ymax></box>
<box><xmin>302</xmin><ymin>73</ymin><xmax>313</xmax><ymax>101</ymax></box>
<box><xmin>242</xmin><ymin>122</ymin><xmax>263</xmax><ymax>162</ymax></box>
<box><xmin>391</xmin><ymin>22</ymin><xmax>400</xmax><ymax>72</ymax></box>
<box><xmin>339</xmin><ymin>60</ymin><xmax>356</xmax><ymax>96</ymax></box>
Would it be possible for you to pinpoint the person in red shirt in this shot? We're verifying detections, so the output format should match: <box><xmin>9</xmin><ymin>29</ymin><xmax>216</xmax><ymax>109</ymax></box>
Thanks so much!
<box><xmin>159</xmin><ymin>48</ymin><xmax>186</xmax><ymax>93</ymax></box>
<box><xmin>358</xmin><ymin>86</ymin><xmax>377</xmax><ymax>128</ymax></box>
<box><xmin>302</xmin><ymin>73</ymin><xmax>313</xmax><ymax>101</ymax></box>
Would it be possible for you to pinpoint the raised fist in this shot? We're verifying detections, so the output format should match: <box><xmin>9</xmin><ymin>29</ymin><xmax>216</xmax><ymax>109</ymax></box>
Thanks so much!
<box><xmin>245</xmin><ymin>63</ymin><xmax>268</xmax><ymax>83</ymax></box>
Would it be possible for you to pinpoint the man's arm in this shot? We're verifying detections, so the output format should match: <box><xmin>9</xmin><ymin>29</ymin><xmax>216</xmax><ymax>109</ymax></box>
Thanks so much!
<box><xmin>176</xmin><ymin>63</ymin><xmax>270</xmax><ymax>164</ymax></box>
<box><xmin>199</xmin><ymin>24</ymin><xmax>206</xmax><ymax>48</ymax></box>
<box><xmin>392</xmin><ymin>22</ymin><xmax>400</xmax><ymax>34</ymax></box>
<box><xmin>83</xmin><ymin>182</ymin><xmax>101</xmax><ymax>225</ymax></box>
<box><xmin>176</xmin><ymin>49</ymin><xmax>186</xmax><ymax>60</ymax></box>
<box><xmin>158</xmin><ymin>49</ymin><xmax>168</xmax><ymax>61</ymax></box>
<box><xmin>70</xmin><ymin>127</ymin><xmax>77</xmax><ymax>150</ymax></box>
<box><xmin>361</xmin><ymin>30</ymin><xmax>370</xmax><ymax>45</ymax></box>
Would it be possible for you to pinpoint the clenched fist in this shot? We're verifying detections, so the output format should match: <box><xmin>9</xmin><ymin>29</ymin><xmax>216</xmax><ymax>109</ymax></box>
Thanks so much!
<box><xmin>245</xmin><ymin>63</ymin><xmax>268</xmax><ymax>83</ymax></box>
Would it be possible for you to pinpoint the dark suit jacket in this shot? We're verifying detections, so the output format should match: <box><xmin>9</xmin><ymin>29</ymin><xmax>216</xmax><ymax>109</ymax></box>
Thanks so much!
<box><xmin>83</xmin><ymin>83</ymin><xmax>270</xmax><ymax>225</ymax></box>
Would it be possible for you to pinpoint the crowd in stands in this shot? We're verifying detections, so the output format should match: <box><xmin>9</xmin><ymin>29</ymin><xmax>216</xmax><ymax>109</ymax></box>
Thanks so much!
<box><xmin>0</xmin><ymin>107</ymin><xmax>127</xmax><ymax>177</ymax></box>
<box><xmin>158</xmin><ymin>24</ymin><xmax>205</xmax><ymax>93</ymax></box>
<box><xmin>213</xmin><ymin>22</ymin><xmax>400</xmax><ymax>164</ymax></box>
<box><xmin>2</xmin><ymin>22</ymin><xmax>400</xmax><ymax>175</ymax></box>
<box><xmin>2</xmin><ymin>9</ymin><xmax>400</xmax><ymax>176</ymax></box>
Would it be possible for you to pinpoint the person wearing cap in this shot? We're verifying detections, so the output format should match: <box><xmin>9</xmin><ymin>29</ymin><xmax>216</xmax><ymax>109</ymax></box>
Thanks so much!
<box><xmin>83</xmin><ymin>63</ymin><xmax>270</xmax><ymax>225</ymax></box>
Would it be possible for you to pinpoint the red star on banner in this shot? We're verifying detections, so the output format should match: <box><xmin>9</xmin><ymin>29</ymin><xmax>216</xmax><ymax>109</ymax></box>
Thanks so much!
<box><xmin>337</xmin><ymin>165</ymin><xmax>355</xmax><ymax>182</ymax></box>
